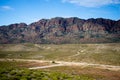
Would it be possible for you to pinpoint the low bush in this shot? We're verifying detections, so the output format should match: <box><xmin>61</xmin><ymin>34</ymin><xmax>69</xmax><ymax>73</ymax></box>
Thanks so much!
<box><xmin>0</xmin><ymin>68</ymin><xmax>94</xmax><ymax>80</ymax></box>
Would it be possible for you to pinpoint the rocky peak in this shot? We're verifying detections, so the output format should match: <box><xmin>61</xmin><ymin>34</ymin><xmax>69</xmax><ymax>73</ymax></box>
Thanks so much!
<box><xmin>8</xmin><ymin>23</ymin><xmax>27</xmax><ymax>29</ymax></box>
<box><xmin>48</xmin><ymin>17</ymin><xmax>65</xmax><ymax>26</ymax></box>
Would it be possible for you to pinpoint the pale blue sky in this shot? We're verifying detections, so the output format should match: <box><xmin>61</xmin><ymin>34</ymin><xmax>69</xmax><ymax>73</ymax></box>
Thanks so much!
<box><xmin>0</xmin><ymin>0</ymin><xmax>120</xmax><ymax>26</ymax></box>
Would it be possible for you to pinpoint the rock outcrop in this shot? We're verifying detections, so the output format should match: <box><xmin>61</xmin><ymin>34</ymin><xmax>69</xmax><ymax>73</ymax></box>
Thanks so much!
<box><xmin>0</xmin><ymin>17</ymin><xmax>120</xmax><ymax>44</ymax></box>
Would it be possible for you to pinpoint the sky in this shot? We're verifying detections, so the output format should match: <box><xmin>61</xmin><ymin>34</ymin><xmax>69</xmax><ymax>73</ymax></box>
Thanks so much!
<box><xmin>0</xmin><ymin>0</ymin><xmax>120</xmax><ymax>26</ymax></box>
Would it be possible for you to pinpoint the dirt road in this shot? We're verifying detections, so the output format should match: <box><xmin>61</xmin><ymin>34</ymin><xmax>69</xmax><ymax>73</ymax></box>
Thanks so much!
<box><xmin>0</xmin><ymin>59</ymin><xmax>120</xmax><ymax>71</ymax></box>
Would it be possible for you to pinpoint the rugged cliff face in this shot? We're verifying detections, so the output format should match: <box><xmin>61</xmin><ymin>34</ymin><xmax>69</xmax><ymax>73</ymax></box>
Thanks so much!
<box><xmin>0</xmin><ymin>17</ymin><xmax>120</xmax><ymax>44</ymax></box>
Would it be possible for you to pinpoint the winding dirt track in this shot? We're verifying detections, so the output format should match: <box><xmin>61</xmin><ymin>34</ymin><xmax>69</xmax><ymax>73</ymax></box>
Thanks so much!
<box><xmin>0</xmin><ymin>59</ymin><xmax>120</xmax><ymax>71</ymax></box>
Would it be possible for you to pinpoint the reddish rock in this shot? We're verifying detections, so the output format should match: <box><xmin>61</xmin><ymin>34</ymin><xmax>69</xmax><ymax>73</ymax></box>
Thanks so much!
<box><xmin>0</xmin><ymin>17</ymin><xmax>120</xmax><ymax>44</ymax></box>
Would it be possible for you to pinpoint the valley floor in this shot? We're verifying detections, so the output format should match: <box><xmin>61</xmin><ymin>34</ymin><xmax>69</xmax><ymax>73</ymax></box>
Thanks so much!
<box><xmin>0</xmin><ymin>58</ymin><xmax>120</xmax><ymax>80</ymax></box>
<box><xmin>0</xmin><ymin>59</ymin><xmax>120</xmax><ymax>71</ymax></box>
<box><xmin>0</xmin><ymin>43</ymin><xmax>120</xmax><ymax>80</ymax></box>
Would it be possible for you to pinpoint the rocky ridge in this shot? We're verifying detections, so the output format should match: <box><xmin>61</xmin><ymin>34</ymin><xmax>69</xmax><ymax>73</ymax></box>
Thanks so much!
<box><xmin>0</xmin><ymin>17</ymin><xmax>120</xmax><ymax>44</ymax></box>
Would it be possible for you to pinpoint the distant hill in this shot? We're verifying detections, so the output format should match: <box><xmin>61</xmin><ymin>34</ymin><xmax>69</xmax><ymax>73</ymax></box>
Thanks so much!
<box><xmin>0</xmin><ymin>17</ymin><xmax>120</xmax><ymax>44</ymax></box>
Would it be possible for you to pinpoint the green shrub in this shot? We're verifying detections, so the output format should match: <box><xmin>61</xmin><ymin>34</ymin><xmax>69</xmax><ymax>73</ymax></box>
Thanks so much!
<box><xmin>0</xmin><ymin>68</ymin><xmax>95</xmax><ymax>80</ymax></box>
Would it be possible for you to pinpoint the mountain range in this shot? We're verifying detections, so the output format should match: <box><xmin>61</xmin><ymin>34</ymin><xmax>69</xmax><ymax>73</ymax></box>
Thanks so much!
<box><xmin>0</xmin><ymin>17</ymin><xmax>120</xmax><ymax>44</ymax></box>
